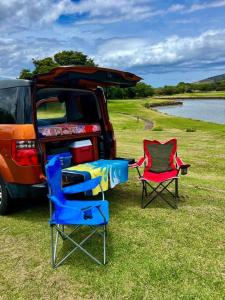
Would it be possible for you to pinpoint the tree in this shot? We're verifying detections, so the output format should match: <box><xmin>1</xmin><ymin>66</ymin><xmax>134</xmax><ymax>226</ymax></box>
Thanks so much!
<box><xmin>135</xmin><ymin>82</ymin><xmax>154</xmax><ymax>97</ymax></box>
<box><xmin>19</xmin><ymin>69</ymin><xmax>34</xmax><ymax>80</ymax></box>
<box><xmin>216</xmin><ymin>81</ymin><xmax>225</xmax><ymax>91</ymax></box>
<box><xmin>126</xmin><ymin>87</ymin><xmax>136</xmax><ymax>99</ymax></box>
<box><xmin>107</xmin><ymin>86</ymin><xmax>124</xmax><ymax>99</ymax></box>
<box><xmin>54</xmin><ymin>51</ymin><xmax>95</xmax><ymax>66</ymax></box>
<box><xmin>159</xmin><ymin>85</ymin><xmax>177</xmax><ymax>95</ymax></box>
<box><xmin>106</xmin><ymin>82</ymin><xmax>154</xmax><ymax>99</ymax></box>
<box><xmin>176</xmin><ymin>82</ymin><xmax>186</xmax><ymax>94</ymax></box>
<box><xmin>32</xmin><ymin>57</ymin><xmax>59</xmax><ymax>75</ymax></box>
<box><xmin>19</xmin><ymin>50</ymin><xmax>96</xmax><ymax>79</ymax></box>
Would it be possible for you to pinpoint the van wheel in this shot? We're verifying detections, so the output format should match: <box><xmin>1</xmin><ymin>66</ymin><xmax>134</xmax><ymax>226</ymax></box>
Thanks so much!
<box><xmin>0</xmin><ymin>177</ymin><xmax>12</xmax><ymax>215</ymax></box>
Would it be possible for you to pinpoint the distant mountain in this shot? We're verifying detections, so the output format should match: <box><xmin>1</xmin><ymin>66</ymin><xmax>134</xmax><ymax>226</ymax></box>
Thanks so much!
<box><xmin>198</xmin><ymin>73</ymin><xmax>225</xmax><ymax>83</ymax></box>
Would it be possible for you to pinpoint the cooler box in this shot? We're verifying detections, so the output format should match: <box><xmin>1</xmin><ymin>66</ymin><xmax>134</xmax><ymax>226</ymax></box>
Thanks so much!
<box><xmin>70</xmin><ymin>140</ymin><xmax>94</xmax><ymax>164</ymax></box>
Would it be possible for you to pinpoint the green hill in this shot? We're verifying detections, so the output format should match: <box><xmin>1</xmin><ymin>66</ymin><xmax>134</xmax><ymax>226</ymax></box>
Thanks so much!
<box><xmin>198</xmin><ymin>73</ymin><xmax>225</xmax><ymax>83</ymax></box>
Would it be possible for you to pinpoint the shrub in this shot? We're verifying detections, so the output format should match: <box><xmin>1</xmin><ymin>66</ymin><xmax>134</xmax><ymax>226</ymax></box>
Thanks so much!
<box><xmin>144</xmin><ymin>102</ymin><xmax>150</xmax><ymax>108</ymax></box>
<box><xmin>152</xmin><ymin>126</ymin><xmax>163</xmax><ymax>131</ymax></box>
<box><xmin>186</xmin><ymin>128</ymin><xmax>196</xmax><ymax>132</ymax></box>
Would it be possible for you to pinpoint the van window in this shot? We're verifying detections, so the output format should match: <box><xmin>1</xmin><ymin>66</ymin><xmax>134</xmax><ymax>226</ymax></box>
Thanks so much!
<box><xmin>36</xmin><ymin>89</ymin><xmax>101</xmax><ymax>126</ymax></box>
<box><xmin>37</xmin><ymin>102</ymin><xmax>67</xmax><ymax>126</ymax></box>
<box><xmin>0</xmin><ymin>87</ymin><xmax>32</xmax><ymax>124</ymax></box>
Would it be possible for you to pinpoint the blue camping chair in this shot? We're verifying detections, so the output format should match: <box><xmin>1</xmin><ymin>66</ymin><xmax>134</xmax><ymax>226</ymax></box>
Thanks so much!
<box><xmin>45</xmin><ymin>156</ymin><xmax>109</xmax><ymax>268</ymax></box>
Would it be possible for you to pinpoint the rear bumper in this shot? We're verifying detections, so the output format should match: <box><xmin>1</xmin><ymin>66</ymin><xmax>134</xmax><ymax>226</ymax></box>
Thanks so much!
<box><xmin>6</xmin><ymin>182</ymin><xmax>47</xmax><ymax>199</ymax></box>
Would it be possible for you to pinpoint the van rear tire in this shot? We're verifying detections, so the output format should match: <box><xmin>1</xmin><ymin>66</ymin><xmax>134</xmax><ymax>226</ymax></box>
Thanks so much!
<box><xmin>0</xmin><ymin>177</ymin><xmax>12</xmax><ymax>215</ymax></box>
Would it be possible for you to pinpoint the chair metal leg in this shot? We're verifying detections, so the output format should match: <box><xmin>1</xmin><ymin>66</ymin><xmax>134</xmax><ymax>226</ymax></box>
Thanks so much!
<box><xmin>174</xmin><ymin>178</ymin><xmax>179</xmax><ymax>209</ymax></box>
<box><xmin>175</xmin><ymin>178</ymin><xmax>179</xmax><ymax>198</ymax></box>
<box><xmin>141</xmin><ymin>181</ymin><xmax>148</xmax><ymax>208</ymax></box>
<box><xmin>142</xmin><ymin>178</ymin><xmax>179</xmax><ymax>209</ymax></box>
<box><xmin>54</xmin><ymin>226</ymin><xmax>60</xmax><ymax>260</ymax></box>
<box><xmin>141</xmin><ymin>183</ymin><xmax>145</xmax><ymax>208</ymax></box>
<box><xmin>50</xmin><ymin>224</ymin><xmax>107</xmax><ymax>268</ymax></box>
<box><xmin>103</xmin><ymin>225</ymin><xmax>107</xmax><ymax>265</ymax></box>
<box><xmin>50</xmin><ymin>225</ymin><xmax>55</xmax><ymax>268</ymax></box>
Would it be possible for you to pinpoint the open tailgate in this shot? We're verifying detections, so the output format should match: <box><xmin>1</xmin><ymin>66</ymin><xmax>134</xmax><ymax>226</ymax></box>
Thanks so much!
<box><xmin>35</xmin><ymin>66</ymin><xmax>142</xmax><ymax>88</ymax></box>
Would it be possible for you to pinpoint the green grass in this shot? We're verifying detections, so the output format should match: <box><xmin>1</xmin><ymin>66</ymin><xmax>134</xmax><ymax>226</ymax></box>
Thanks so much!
<box><xmin>1</xmin><ymin>99</ymin><xmax>225</xmax><ymax>299</ymax></box>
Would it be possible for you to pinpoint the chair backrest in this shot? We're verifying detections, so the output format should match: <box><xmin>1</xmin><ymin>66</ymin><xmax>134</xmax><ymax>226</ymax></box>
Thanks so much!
<box><xmin>45</xmin><ymin>155</ymin><xmax>65</xmax><ymax>206</ymax></box>
<box><xmin>144</xmin><ymin>139</ymin><xmax>177</xmax><ymax>173</ymax></box>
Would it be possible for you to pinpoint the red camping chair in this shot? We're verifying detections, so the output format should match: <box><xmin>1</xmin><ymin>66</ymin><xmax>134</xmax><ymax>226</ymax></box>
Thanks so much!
<box><xmin>130</xmin><ymin>139</ymin><xmax>190</xmax><ymax>209</ymax></box>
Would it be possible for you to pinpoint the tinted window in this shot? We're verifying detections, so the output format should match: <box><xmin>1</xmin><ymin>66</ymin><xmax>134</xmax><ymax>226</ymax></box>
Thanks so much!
<box><xmin>37</xmin><ymin>102</ymin><xmax>66</xmax><ymax>126</ymax></box>
<box><xmin>0</xmin><ymin>87</ymin><xmax>32</xmax><ymax>124</ymax></box>
<box><xmin>36</xmin><ymin>89</ymin><xmax>100</xmax><ymax>126</ymax></box>
<box><xmin>65</xmin><ymin>94</ymin><xmax>100</xmax><ymax>123</ymax></box>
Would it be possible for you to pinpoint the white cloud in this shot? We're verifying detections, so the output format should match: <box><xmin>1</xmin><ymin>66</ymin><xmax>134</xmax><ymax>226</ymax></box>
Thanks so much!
<box><xmin>0</xmin><ymin>36</ymin><xmax>68</xmax><ymax>77</ymax></box>
<box><xmin>1</xmin><ymin>0</ymin><xmax>225</xmax><ymax>80</ymax></box>
<box><xmin>167</xmin><ymin>4</ymin><xmax>185</xmax><ymax>13</ymax></box>
<box><xmin>0</xmin><ymin>0</ymin><xmax>63</xmax><ymax>28</ymax></box>
<box><xmin>188</xmin><ymin>0</ymin><xmax>225</xmax><ymax>12</ymax></box>
<box><xmin>95</xmin><ymin>29</ymin><xmax>225</xmax><ymax>73</ymax></box>
<box><xmin>1</xmin><ymin>29</ymin><xmax>225</xmax><ymax>78</ymax></box>
<box><xmin>0</xmin><ymin>0</ymin><xmax>224</xmax><ymax>33</ymax></box>
<box><xmin>0</xmin><ymin>0</ymin><xmax>157</xmax><ymax>30</ymax></box>
<box><xmin>0</xmin><ymin>0</ymin><xmax>203</xmax><ymax>31</ymax></box>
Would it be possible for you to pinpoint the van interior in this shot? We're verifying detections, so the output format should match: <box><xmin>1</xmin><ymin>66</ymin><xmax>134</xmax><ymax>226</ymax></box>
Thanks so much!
<box><xmin>36</xmin><ymin>88</ymin><xmax>109</xmax><ymax>167</ymax></box>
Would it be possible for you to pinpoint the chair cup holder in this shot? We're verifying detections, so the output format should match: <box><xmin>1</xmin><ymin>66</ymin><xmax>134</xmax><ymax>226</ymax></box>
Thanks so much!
<box><xmin>181</xmin><ymin>167</ymin><xmax>188</xmax><ymax>175</ymax></box>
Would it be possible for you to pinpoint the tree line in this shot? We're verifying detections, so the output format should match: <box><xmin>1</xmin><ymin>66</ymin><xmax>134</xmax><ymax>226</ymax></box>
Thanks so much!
<box><xmin>155</xmin><ymin>81</ymin><xmax>225</xmax><ymax>95</ymax></box>
<box><xmin>19</xmin><ymin>50</ymin><xmax>225</xmax><ymax>98</ymax></box>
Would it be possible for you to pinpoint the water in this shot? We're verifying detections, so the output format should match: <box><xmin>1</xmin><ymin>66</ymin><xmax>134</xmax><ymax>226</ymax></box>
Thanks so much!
<box><xmin>155</xmin><ymin>99</ymin><xmax>225</xmax><ymax>124</ymax></box>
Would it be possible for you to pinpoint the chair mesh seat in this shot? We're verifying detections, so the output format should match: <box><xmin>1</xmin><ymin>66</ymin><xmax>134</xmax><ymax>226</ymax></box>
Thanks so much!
<box><xmin>146</xmin><ymin>143</ymin><xmax>174</xmax><ymax>173</ymax></box>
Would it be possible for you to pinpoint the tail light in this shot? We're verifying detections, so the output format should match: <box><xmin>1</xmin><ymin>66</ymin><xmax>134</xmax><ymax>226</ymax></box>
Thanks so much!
<box><xmin>12</xmin><ymin>140</ymin><xmax>39</xmax><ymax>166</ymax></box>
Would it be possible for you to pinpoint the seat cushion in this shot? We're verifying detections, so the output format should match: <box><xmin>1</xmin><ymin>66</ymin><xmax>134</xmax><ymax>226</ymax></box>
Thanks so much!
<box><xmin>50</xmin><ymin>200</ymin><xmax>109</xmax><ymax>226</ymax></box>
<box><xmin>142</xmin><ymin>169</ymin><xmax>179</xmax><ymax>183</ymax></box>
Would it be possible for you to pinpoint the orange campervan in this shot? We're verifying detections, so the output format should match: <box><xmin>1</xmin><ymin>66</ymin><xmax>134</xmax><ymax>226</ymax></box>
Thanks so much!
<box><xmin>0</xmin><ymin>66</ymin><xmax>141</xmax><ymax>214</ymax></box>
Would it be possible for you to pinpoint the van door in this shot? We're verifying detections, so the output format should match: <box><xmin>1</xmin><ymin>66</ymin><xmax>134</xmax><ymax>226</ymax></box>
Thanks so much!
<box><xmin>35</xmin><ymin>66</ymin><xmax>141</xmax><ymax>89</ymax></box>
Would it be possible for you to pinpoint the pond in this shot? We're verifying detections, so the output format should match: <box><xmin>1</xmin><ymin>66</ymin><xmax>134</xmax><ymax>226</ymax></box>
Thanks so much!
<box><xmin>155</xmin><ymin>99</ymin><xmax>225</xmax><ymax>124</ymax></box>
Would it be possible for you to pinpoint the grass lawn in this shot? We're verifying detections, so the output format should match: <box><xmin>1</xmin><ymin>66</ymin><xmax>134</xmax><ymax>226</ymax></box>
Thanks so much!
<box><xmin>1</xmin><ymin>99</ymin><xmax>225</xmax><ymax>299</ymax></box>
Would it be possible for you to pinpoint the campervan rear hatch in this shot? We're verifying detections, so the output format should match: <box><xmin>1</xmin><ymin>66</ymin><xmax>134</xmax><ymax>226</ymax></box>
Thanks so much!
<box><xmin>34</xmin><ymin>66</ymin><xmax>141</xmax><ymax>88</ymax></box>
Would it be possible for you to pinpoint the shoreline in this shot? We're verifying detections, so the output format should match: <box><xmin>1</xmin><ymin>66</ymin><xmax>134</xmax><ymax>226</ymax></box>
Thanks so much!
<box><xmin>145</xmin><ymin>100</ymin><xmax>183</xmax><ymax>108</ymax></box>
<box><xmin>155</xmin><ymin>96</ymin><xmax>225</xmax><ymax>100</ymax></box>
<box><xmin>149</xmin><ymin>96</ymin><xmax>225</xmax><ymax>110</ymax></box>
<box><xmin>150</xmin><ymin>98</ymin><xmax>225</xmax><ymax>125</ymax></box>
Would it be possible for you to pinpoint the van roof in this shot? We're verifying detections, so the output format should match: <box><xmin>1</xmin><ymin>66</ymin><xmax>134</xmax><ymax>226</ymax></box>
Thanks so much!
<box><xmin>0</xmin><ymin>79</ymin><xmax>31</xmax><ymax>89</ymax></box>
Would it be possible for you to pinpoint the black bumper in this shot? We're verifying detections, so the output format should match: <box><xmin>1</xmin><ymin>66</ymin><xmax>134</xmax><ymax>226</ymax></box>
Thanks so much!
<box><xmin>6</xmin><ymin>182</ymin><xmax>47</xmax><ymax>199</ymax></box>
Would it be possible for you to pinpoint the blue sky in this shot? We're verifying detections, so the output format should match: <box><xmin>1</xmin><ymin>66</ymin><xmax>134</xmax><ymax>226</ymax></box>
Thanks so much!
<box><xmin>1</xmin><ymin>0</ymin><xmax>225</xmax><ymax>86</ymax></box>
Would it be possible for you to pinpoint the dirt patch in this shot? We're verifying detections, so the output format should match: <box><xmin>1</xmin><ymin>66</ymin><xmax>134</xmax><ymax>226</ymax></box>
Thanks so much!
<box><xmin>144</xmin><ymin>119</ymin><xmax>153</xmax><ymax>130</ymax></box>
<box><xmin>119</xmin><ymin>112</ymin><xmax>153</xmax><ymax>130</ymax></box>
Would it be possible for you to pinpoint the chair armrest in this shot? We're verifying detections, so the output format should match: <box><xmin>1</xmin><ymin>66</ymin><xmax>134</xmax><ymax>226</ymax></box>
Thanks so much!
<box><xmin>180</xmin><ymin>164</ymin><xmax>191</xmax><ymax>169</ymax></box>
<box><xmin>63</xmin><ymin>176</ymin><xmax>102</xmax><ymax>194</ymax></box>
<box><xmin>49</xmin><ymin>195</ymin><xmax>107</xmax><ymax>222</ymax></box>
<box><xmin>176</xmin><ymin>156</ymin><xmax>190</xmax><ymax>174</ymax></box>
<box><xmin>129</xmin><ymin>156</ymin><xmax>146</xmax><ymax>168</ymax></box>
<box><xmin>81</xmin><ymin>204</ymin><xmax>107</xmax><ymax>222</ymax></box>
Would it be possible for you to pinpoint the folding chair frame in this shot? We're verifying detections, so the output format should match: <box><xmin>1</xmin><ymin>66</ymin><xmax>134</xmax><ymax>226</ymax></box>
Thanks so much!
<box><xmin>45</xmin><ymin>155</ymin><xmax>109</xmax><ymax>268</ymax></box>
<box><xmin>129</xmin><ymin>139</ymin><xmax>190</xmax><ymax>209</ymax></box>
<box><xmin>49</xmin><ymin>197</ymin><xmax>108</xmax><ymax>268</ymax></box>
<box><xmin>50</xmin><ymin>222</ymin><xmax>107</xmax><ymax>268</ymax></box>
<box><xmin>140</xmin><ymin>177</ymin><xmax>179</xmax><ymax>209</ymax></box>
